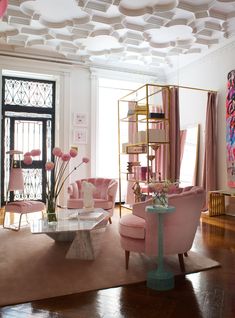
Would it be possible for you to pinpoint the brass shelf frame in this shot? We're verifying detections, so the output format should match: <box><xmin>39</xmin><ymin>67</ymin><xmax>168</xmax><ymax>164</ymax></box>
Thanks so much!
<box><xmin>118</xmin><ymin>84</ymin><xmax>171</xmax><ymax>216</ymax></box>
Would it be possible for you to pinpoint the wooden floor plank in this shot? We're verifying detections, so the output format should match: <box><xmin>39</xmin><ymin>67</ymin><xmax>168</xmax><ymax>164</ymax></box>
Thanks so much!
<box><xmin>1</xmin><ymin>211</ymin><xmax>235</xmax><ymax>318</ymax></box>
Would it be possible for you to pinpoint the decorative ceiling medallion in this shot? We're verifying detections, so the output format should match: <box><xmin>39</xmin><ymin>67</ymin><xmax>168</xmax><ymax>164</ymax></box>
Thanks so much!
<box><xmin>0</xmin><ymin>0</ymin><xmax>235</xmax><ymax>75</ymax></box>
<box><xmin>119</xmin><ymin>0</ymin><xmax>178</xmax><ymax>16</ymax></box>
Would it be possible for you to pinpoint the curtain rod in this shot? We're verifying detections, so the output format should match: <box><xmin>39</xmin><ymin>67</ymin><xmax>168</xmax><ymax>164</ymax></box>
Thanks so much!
<box><xmin>170</xmin><ymin>84</ymin><xmax>217</xmax><ymax>93</ymax></box>
<box><xmin>119</xmin><ymin>83</ymin><xmax>217</xmax><ymax>101</ymax></box>
<box><xmin>119</xmin><ymin>83</ymin><xmax>168</xmax><ymax>101</ymax></box>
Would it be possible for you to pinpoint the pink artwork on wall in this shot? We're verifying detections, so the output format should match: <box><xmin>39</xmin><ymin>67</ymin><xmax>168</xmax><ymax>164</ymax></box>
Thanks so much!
<box><xmin>226</xmin><ymin>70</ymin><xmax>235</xmax><ymax>187</ymax></box>
<box><xmin>73</xmin><ymin>128</ymin><xmax>87</xmax><ymax>144</ymax></box>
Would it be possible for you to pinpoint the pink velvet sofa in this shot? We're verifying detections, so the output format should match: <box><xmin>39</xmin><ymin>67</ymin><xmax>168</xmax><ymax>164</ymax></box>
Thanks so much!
<box><xmin>119</xmin><ymin>186</ymin><xmax>205</xmax><ymax>271</ymax></box>
<box><xmin>67</xmin><ymin>178</ymin><xmax>118</xmax><ymax>223</ymax></box>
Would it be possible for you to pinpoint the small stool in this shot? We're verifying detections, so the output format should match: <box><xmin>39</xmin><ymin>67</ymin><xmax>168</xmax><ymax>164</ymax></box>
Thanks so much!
<box><xmin>208</xmin><ymin>192</ymin><xmax>225</xmax><ymax>216</ymax></box>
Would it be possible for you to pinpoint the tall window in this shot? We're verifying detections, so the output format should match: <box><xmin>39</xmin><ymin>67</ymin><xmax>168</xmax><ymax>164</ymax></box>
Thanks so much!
<box><xmin>1</xmin><ymin>75</ymin><xmax>56</xmax><ymax>204</ymax></box>
<box><xmin>97</xmin><ymin>78</ymin><xmax>141</xmax><ymax>179</ymax></box>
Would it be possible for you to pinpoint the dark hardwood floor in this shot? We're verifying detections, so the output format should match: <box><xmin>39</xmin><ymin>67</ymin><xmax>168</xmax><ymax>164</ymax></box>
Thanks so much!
<box><xmin>1</xmin><ymin>211</ymin><xmax>235</xmax><ymax>318</ymax></box>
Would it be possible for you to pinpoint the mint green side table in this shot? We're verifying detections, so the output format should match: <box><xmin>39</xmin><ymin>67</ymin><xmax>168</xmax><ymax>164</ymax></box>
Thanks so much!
<box><xmin>145</xmin><ymin>205</ymin><xmax>175</xmax><ymax>291</ymax></box>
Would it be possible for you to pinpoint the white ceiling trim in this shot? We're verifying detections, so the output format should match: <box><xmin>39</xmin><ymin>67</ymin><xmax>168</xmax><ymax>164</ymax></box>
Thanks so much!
<box><xmin>1</xmin><ymin>0</ymin><xmax>235</xmax><ymax>76</ymax></box>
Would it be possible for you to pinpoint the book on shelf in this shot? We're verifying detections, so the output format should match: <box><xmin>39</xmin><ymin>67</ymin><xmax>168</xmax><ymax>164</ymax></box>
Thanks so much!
<box><xmin>79</xmin><ymin>211</ymin><xmax>104</xmax><ymax>221</ymax></box>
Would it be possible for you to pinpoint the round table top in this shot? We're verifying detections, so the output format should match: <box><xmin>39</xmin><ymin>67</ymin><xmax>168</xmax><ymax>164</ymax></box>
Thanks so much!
<box><xmin>145</xmin><ymin>205</ymin><xmax>175</xmax><ymax>214</ymax></box>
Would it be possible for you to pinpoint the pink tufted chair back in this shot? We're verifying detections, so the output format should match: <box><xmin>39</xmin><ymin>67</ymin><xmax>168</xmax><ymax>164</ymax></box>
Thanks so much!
<box><xmin>67</xmin><ymin>178</ymin><xmax>118</xmax><ymax>222</ymax></box>
<box><xmin>75</xmin><ymin>178</ymin><xmax>115</xmax><ymax>200</ymax></box>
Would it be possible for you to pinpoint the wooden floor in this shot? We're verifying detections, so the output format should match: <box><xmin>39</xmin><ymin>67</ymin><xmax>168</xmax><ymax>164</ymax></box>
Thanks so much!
<box><xmin>1</xmin><ymin>211</ymin><xmax>235</xmax><ymax>318</ymax></box>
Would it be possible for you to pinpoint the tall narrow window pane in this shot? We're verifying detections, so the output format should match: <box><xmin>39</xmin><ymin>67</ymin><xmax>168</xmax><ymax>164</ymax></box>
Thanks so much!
<box><xmin>97</xmin><ymin>78</ymin><xmax>141</xmax><ymax>180</ymax></box>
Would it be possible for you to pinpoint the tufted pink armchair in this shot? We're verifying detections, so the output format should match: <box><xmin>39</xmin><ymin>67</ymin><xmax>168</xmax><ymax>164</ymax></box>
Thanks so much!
<box><xmin>119</xmin><ymin>186</ymin><xmax>205</xmax><ymax>271</ymax></box>
<box><xmin>67</xmin><ymin>178</ymin><xmax>118</xmax><ymax>223</ymax></box>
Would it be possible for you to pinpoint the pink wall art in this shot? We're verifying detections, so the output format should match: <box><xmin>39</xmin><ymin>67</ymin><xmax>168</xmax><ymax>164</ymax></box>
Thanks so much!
<box><xmin>226</xmin><ymin>70</ymin><xmax>235</xmax><ymax>187</ymax></box>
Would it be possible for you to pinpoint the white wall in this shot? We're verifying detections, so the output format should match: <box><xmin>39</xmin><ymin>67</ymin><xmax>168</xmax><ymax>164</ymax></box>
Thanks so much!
<box><xmin>178</xmin><ymin>88</ymin><xmax>207</xmax><ymax>186</ymax></box>
<box><xmin>68</xmin><ymin>67</ymin><xmax>91</xmax><ymax>182</ymax></box>
<box><xmin>167</xmin><ymin>41</ymin><xmax>235</xmax><ymax>190</ymax></box>
<box><xmin>0</xmin><ymin>56</ymin><xmax>157</xmax><ymax>205</ymax></box>
<box><xmin>0</xmin><ymin>56</ymin><xmax>91</xmax><ymax>204</ymax></box>
<box><xmin>2</xmin><ymin>43</ymin><xmax>232</xmax><ymax>198</ymax></box>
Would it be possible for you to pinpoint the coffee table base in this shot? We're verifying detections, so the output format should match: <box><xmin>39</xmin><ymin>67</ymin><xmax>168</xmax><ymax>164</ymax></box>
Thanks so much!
<box><xmin>31</xmin><ymin>208</ymin><xmax>109</xmax><ymax>260</ymax></box>
<box><xmin>66</xmin><ymin>227</ymin><xmax>106</xmax><ymax>260</ymax></box>
<box><xmin>46</xmin><ymin>227</ymin><xmax>106</xmax><ymax>260</ymax></box>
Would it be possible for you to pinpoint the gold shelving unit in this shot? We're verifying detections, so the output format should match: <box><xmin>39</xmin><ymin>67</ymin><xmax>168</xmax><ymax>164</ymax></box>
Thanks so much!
<box><xmin>118</xmin><ymin>84</ymin><xmax>171</xmax><ymax>216</ymax></box>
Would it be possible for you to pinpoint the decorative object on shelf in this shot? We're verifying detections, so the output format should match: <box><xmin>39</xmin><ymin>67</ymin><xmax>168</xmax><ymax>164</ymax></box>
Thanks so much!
<box><xmin>140</xmin><ymin>166</ymin><xmax>148</xmax><ymax>181</ymax></box>
<box><xmin>148</xmin><ymin>180</ymin><xmax>177</xmax><ymax>208</ymax></box>
<box><xmin>148</xmin><ymin>155</ymin><xmax>155</xmax><ymax>179</ymax></box>
<box><xmin>126</xmin><ymin>145</ymin><xmax>147</xmax><ymax>154</ymax></box>
<box><xmin>149</xmin><ymin>112</ymin><xmax>165</xmax><ymax>119</ymax></box>
<box><xmin>132</xmin><ymin>166</ymin><xmax>141</xmax><ymax>181</ymax></box>
<box><xmin>24</xmin><ymin>148</ymin><xmax>89</xmax><ymax>222</ymax></box>
<box><xmin>132</xmin><ymin>181</ymin><xmax>145</xmax><ymax>202</ymax></box>
<box><xmin>135</xmin><ymin>130</ymin><xmax>146</xmax><ymax>143</ymax></box>
<box><xmin>149</xmin><ymin>129</ymin><xmax>167</xmax><ymax>143</ymax></box>
<box><xmin>134</xmin><ymin>105</ymin><xmax>147</xmax><ymax>115</ymax></box>
<box><xmin>151</xmin><ymin>145</ymin><xmax>160</xmax><ymax>152</ymax></box>
<box><xmin>127</xmin><ymin>162</ymin><xmax>141</xmax><ymax>180</ymax></box>
<box><xmin>127</xmin><ymin>162</ymin><xmax>133</xmax><ymax>173</ymax></box>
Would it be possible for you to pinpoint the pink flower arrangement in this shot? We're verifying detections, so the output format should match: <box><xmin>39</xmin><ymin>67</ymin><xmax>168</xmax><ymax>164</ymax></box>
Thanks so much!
<box><xmin>44</xmin><ymin>148</ymin><xmax>89</xmax><ymax>208</ymax></box>
<box><xmin>23</xmin><ymin>149</ymin><xmax>41</xmax><ymax>165</ymax></box>
<box><xmin>148</xmin><ymin>180</ymin><xmax>178</xmax><ymax>207</ymax></box>
<box><xmin>23</xmin><ymin>147</ymin><xmax>89</xmax><ymax>219</ymax></box>
<box><xmin>45</xmin><ymin>161</ymin><xmax>54</xmax><ymax>171</ymax></box>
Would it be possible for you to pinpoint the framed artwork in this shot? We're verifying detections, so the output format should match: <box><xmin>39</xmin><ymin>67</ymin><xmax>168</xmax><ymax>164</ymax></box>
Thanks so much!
<box><xmin>73</xmin><ymin>128</ymin><xmax>87</xmax><ymax>144</ymax></box>
<box><xmin>73</xmin><ymin>113</ymin><xmax>88</xmax><ymax>127</ymax></box>
<box><xmin>226</xmin><ymin>70</ymin><xmax>235</xmax><ymax>187</ymax></box>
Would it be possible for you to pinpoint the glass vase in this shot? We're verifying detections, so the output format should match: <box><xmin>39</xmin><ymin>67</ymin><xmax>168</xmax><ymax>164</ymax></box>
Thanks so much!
<box><xmin>153</xmin><ymin>193</ymin><xmax>168</xmax><ymax>208</ymax></box>
<box><xmin>46</xmin><ymin>197</ymin><xmax>57</xmax><ymax>223</ymax></box>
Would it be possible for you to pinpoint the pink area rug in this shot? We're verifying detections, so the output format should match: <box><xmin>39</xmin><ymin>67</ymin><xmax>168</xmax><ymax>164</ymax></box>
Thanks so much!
<box><xmin>0</xmin><ymin>213</ymin><xmax>220</xmax><ymax>306</ymax></box>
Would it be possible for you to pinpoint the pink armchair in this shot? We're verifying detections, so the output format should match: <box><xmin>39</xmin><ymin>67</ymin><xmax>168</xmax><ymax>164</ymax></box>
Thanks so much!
<box><xmin>119</xmin><ymin>186</ymin><xmax>205</xmax><ymax>271</ymax></box>
<box><xmin>67</xmin><ymin>178</ymin><xmax>118</xmax><ymax>223</ymax></box>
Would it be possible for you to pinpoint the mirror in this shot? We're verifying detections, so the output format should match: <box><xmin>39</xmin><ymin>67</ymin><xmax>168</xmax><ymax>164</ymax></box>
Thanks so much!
<box><xmin>179</xmin><ymin>125</ymin><xmax>199</xmax><ymax>187</ymax></box>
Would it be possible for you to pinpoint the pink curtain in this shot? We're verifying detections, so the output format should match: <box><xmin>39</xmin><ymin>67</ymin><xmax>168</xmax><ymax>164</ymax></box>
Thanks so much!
<box><xmin>202</xmin><ymin>92</ymin><xmax>218</xmax><ymax>207</ymax></box>
<box><xmin>169</xmin><ymin>87</ymin><xmax>181</xmax><ymax>182</ymax></box>
<box><xmin>126</xmin><ymin>101</ymin><xmax>138</xmax><ymax>204</ymax></box>
<box><xmin>169</xmin><ymin>87</ymin><xmax>180</xmax><ymax>181</ymax></box>
<box><xmin>155</xmin><ymin>87</ymin><xmax>180</xmax><ymax>182</ymax></box>
<box><xmin>180</xmin><ymin>129</ymin><xmax>187</xmax><ymax>164</ymax></box>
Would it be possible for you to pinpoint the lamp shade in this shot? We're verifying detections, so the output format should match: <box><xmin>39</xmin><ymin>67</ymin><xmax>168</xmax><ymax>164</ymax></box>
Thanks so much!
<box><xmin>0</xmin><ymin>0</ymin><xmax>8</xmax><ymax>17</ymax></box>
<box><xmin>8</xmin><ymin>168</ymin><xmax>24</xmax><ymax>191</ymax></box>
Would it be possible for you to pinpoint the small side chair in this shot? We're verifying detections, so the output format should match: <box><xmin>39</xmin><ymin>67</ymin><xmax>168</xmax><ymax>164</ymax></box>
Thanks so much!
<box><xmin>3</xmin><ymin>150</ymin><xmax>45</xmax><ymax>231</ymax></box>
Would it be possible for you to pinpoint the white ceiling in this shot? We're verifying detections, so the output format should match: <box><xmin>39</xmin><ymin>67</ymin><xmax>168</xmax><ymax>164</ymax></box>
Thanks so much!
<box><xmin>1</xmin><ymin>0</ymin><xmax>235</xmax><ymax>77</ymax></box>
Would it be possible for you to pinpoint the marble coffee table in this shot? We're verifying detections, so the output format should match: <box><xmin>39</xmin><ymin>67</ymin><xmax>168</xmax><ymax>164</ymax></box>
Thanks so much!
<box><xmin>30</xmin><ymin>208</ymin><xmax>109</xmax><ymax>260</ymax></box>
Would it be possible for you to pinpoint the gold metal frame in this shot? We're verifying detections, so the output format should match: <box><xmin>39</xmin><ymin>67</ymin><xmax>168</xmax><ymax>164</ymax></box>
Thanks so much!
<box><xmin>118</xmin><ymin>84</ymin><xmax>218</xmax><ymax>217</ymax></box>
